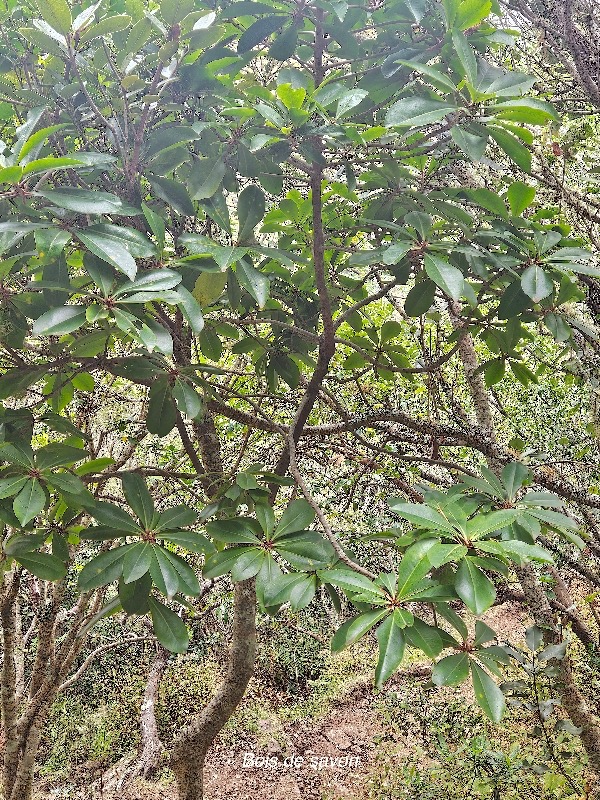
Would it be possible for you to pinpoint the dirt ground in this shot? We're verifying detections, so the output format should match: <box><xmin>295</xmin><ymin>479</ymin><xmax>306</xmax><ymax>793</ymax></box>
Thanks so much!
<box><xmin>39</xmin><ymin>601</ymin><xmax>528</xmax><ymax>800</ymax></box>
<box><xmin>76</xmin><ymin>681</ymin><xmax>386</xmax><ymax>800</ymax></box>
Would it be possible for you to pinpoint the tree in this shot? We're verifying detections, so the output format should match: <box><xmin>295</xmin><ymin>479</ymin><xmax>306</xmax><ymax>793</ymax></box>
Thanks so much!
<box><xmin>0</xmin><ymin>0</ymin><xmax>599</xmax><ymax>798</ymax></box>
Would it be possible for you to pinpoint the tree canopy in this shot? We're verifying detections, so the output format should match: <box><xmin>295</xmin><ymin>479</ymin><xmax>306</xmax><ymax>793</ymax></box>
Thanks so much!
<box><xmin>1</xmin><ymin>0</ymin><xmax>600</xmax><ymax>798</ymax></box>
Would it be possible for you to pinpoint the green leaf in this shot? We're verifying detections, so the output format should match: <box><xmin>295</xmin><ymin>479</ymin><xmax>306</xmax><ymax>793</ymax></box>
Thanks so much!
<box><xmin>174</xmin><ymin>287</ymin><xmax>205</xmax><ymax>334</ymax></box>
<box><xmin>190</xmin><ymin>158</ymin><xmax>226</xmax><ymax>200</ymax></box>
<box><xmin>477</xmin><ymin>539</ymin><xmax>554</xmax><ymax>565</ymax></box>
<box><xmin>150</xmin><ymin>176</ymin><xmax>195</xmax><ymax>216</ymax></box>
<box><xmin>91</xmin><ymin>501</ymin><xmax>142</xmax><ymax>534</ymax></box>
<box><xmin>230</xmin><ymin>547</ymin><xmax>267</xmax><ymax>581</ymax></box>
<box><xmin>432</xmin><ymin>653</ymin><xmax>470</xmax><ymax>686</ymax></box>
<box><xmin>172</xmin><ymin>379</ymin><xmax>203</xmax><ymax>419</ymax></box>
<box><xmin>388</xmin><ymin>500</ymin><xmax>457</xmax><ymax>534</ymax></box>
<box><xmin>452</xmin><ymin>29</ymin><xmax>477</xmax><ymax>85</ymax></box>
<box><xmin>276</xmin><ymin>533</ymin><xmax>335</xmax><ymax>571</ymax></box>
<box><xmin>277</xmin><ymin>83</ymin><xmax>306</xmax><ymax>110</ymax></box>
<box><xmin>331</xmin><ymin>609</ymin><xmax>388</xmax><ymax>651</ymax></box>
<box><xmin>149</xmin><ymin>597</ymin><xmax>189</xmax><ymax>653</ymax></box>
<box><xmin>397</xmin><ymin>61</ymin><xmax>457</xmax><ymax>93</ymax></box>
<box><xmin>454</xmin><ymin>558</ymin><xmax>496</xmax><ymax>615</ymax></box>
<box><xmin>235</xmin><ymin>259</ymin><xmax>269</xmax><ymax>308</ymax></box>
<box><xmin>75</xmin><ymin>230</ymin><xmax>137</xmax><ymax>281</ymax></box>
<box><xmin>33</xmin><ymin>306</ymin><xmax>86</xmax><ymax>336</ymax></box>
<box><xmin>455</xmin><ymin>0</ymin><xmax>492</xmax><ymax>29</ymax></box>
<box><xmin>336</xmin><ymin>89</ymin><xmax>368</xmax><ymax>119</ymax></box>
<box><xmin>36</xmin><ymin>443</ymin><xmax>87</xmax><ymax>470</ymax></box>
<box><xmin>396</xmin><ymin>540</ymin><xmax>437</xmax><ymax>599</ymax></box>
<box><xmin>474</xmin><ymin>619</ymin><xmax>497</xmax><ymax>646</ymax></box>
<box><xmin>404</xmin><ymin>280</ymin><xmax>436</xmax><ymax>316</ymax></box>
<box><xmin>39</xmin><ymin>188</ymin><xmax>128</xmax><ymax>214</ymax></box>
<box><xmin>273</xmin><ymin>499</ymin><xmax>316</xmax><ymax>539</ymax></box>
<box><xmin>161</xmin><ymin>531</ymin><xmax>214</xmax><ymax>555</ymax></box>
<box><xmin>147</xmin><ymin>378</ymin><xmax>177</xmax><ymax>437</ymax></box>
<box><xmin>13</xmin><ymin>479</ymin><xmax>45</xmax><ymax>525</ymax></box>
<box><xmin>0</xmin><ymin>476</ymin><xmax>28</xmax><ymax>499</ymax></box>
<box><xmin>502</xmin><ymin>461</ymin><xmax>529</xmax><ymax>499</ymax></box>
<box><xmin>237</xmin><ymin>185</ymin><xmax>266</xmax><ymax>244</ymax></box>
<box><xmin>525</xmin><ymin>508</ymin><xmax>577</xmax><ymax>531</ymax></box>
<box><xmin>152</xmin><ymin>547</ymin><xmax>200</xmax><ymax>596</ymax></box>
<box><xmin>403</xmin><ymin>0</ymin><xmax>428</xmax><ymax>22</ymax></box>
<box><xmin>424</xmin><ymin>254</ymin><xmax>464</xmax><ymax>300</ymax></box>
<box><xmin>35</xmin><ymin>0</ymin><xmax>71</xmax><ymax>36</ymax></box>
<box><xmin>16</xmin><ymin>551</ymin><xmax>67</xmax><ymax>580</ymax></box>
<box><xmin>375</xmin><ymin>613</ymin><xmax>406</xmax><ymax>688</ymax></box>
<box><xmin>470</xmin><ymin>661</ymin><xmax>505</xmax><ymax>721</ymax></box>
<box><xmin>206</xmin><ymin>519</ymin><xmax>262</xmax><ymax>545</ymax></box>
<box><xmin>150</xmin><ymin>547</ymin><xmax>180</xmax><ymax>598</ymax></box>
<box><xmin>269</xmin><ymin>25</ymin><xmax>298</xmax><ymax>60</ymax></box>
<box><xmin>48</xmin><ymin>472</ymin><xmax>87</xmax><ymax>496</ymax></box>
<box><xmin>465</xmin><ymin>188</ymin><xmax>508</xmax><ymax>219</ymax></box>
<box><xmin>203</xmin><ymin>546</ymin><xmax>252</xmax><ymax>579</ymax></box>
<box><xmin>426</xmin><ymin>542</ymin><xmax>468</xmax><ymax>567</ymax></box>
<box><xmin>319</xmin><ymin>568</ymin><xmax>386</xmax><ymax>599</ymax></box>
<box><xmin>161</xmin><ymin>0</ymin><xmax>194</xmax><ymax>26</ymax></box>
<box><xmin>385</xmin><ymin>97</ymin><xmax>456</xmax><ymax>128</ymax></box>
<box><xmin>142</xmin><ymin>203</ymin><xmax>165</xmax><ymax>251</ymax></box>
<box><xmin>186</xmin><ymin>262</ymin><xmax>228</xmax><ymax>293</ymax></box>
<box><xmin>155</xmin><ymin>505</ymin><xmax>198</xmax><ymax>531</ymax></box>
<box><xmin>484</xmin><ymin>358</ymin><xmax>505</xmax><ymax>387</ymax></box>
<box><xmin>121</xmin><ymin>472</ymin><xmax>155</xmax><ymax>528</ymax></box>
<box><xmin>507</xmin><ymin>181</ymin><xmax>536</xmax><ymax>216</ymax></box>
<box><xmin>23</xmin><ymin>156</ymin><xmax>83</xmax><ymax>175</ymax></box>
<box><xmin>521</xmin><ymin>264</ymin><xmax>553</xmax><ymax>303</ymax></box>
<box><xmin>466</xmin><ymin>509</ymin><xmax>520</xmax><ymax>539</ymax></box>
<box><xmin>124</xmin><ymin>16</ymin><xmax>153</xmax><ymax>54</ymax></box>
<box><xmin>79</xmin><ymin>14</ymin><xmax>132</xmax><ymax>42</ymax></box>
<box><xmin>266</xmin><ymin>572</ymin><xmax>317</xmax><ymax>610</ymax></box>
<box><xmin>77</xmin><ymin>546</ymin><xmax>130</xmax><ymax>591</ymax></box>
<box><xmin>404</xmin><ymin>617</ymin><xmax>447</xmax><ymax>657</ymax></box>
<box><xmin>122</xmin><ymin>541</ymin><xmax>153</xmax><ymax>583</ymax></box>
<box><xmin>491</xmin><ymin>98</ymin><xmax>557</xmax><ymax>125</ymax></box>
<box><xmin>119</xmin><ymin>573</ymin><xmax>152</xmax><ymax>614</ymax></box>
<box><xmin>488</xmin><ymin>126</ymin><xmax>532</xmax><ymax>173</ymax></box>
<box><xmin>237</xmin><ymin>16</ymin><xmax>287</xmax><ymax>53</ymax></box>
<box><xmin>451</xmin><ymin>126</ymin><xmax>487</xmax><ymax>161</ymax></box>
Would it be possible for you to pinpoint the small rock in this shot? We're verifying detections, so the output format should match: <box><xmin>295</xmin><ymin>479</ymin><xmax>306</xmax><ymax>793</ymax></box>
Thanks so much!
<box><xmin>324</xmin><ymin>729</ymin><xmax>352</xmax><ymax>750</ymax></box>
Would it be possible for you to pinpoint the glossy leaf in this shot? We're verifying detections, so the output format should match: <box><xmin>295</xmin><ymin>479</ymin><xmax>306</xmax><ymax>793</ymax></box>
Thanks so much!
<box><xmin>13</xmin><ymin>479</ymin><xmax>45</xmax><ymax>525</ymax></box>
<box><xmin>273</xmin><ymin>499</ymin><xmax>316</xmax><ymax>539</ymax></box>
<box><xmin>471</xmin><ymin>661</ymin><xmax>505</xmax><ymax>722</ymax></box>
<box><xmin>454</xmin><ymin>558</ymin><xmax>496</xmax><ymax>615</ymax></box>
<box><xmin>148</xmin><ymin>597</ymin><xmax>189</xmax><ymax>653</ymax></box>
<box><xmin>375</xmin><ymin>613</ymin><xmax>406</xmax><ymax>688</ymax></box>
<box><xmin>331</xmin><ymin>609</ymin><xmax>388</xmax><ymax>652</ymax></box>
<box><xmin>432</xmin><ymin>652</ymin><xmax>470</xmax><ymax>686</ymax></box>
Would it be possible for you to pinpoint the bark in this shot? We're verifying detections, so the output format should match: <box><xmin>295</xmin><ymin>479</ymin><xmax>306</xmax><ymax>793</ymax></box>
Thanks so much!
<box><xmin>98</xmin><ymin>643</ymin><xmax>170</xmax><ymax>792</ymax></box>
<box><xmin>549</xmin><ymin>567</ymin><xmax>598</xmax><ymax>649</ymax></box>
<box><xmin>133</xmin><ymin>645</ymin><xmax>169</xmax><ymax>780</ymax></box>
<box><xmin>517</xmin><ymin>565</ymin><xmax>600</xmax><ymax>798</ymax></box>
<box><xmin>170</xmin><ymin>579</ymin><xmax>256</xmax><ymax>800</ymax></box>
<box><xmin>0</xmin><ymin>578</ymin><xmax>103</xmax><ymax>800</ymax></box>
<box><xmin>1</xmin><ymin>571</ymin><xmax>21</xmax><ymax>794</ymax></box>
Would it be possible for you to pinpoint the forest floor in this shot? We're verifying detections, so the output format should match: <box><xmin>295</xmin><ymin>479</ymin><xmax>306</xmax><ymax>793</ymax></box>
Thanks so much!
<box><xmin>81</xmin><ymin>675</ymin><xmax>415</xmax><ymax>800</ymax></box>
<box><xmin>45</xmin><ymin>601</ymin><xmax>527</xmax><ymax>800</ymax></box>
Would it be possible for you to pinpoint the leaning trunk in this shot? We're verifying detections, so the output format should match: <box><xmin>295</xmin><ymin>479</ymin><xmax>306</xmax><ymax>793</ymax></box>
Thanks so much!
<box><xmin>170</xmin><ymin>579</ymin><xmax>256</xmax><ymax>800</ymax></box>
<box><xmin>517</xmin><ymin>565</ymin><xmax>600</xmax><ymax>797</ymax></box>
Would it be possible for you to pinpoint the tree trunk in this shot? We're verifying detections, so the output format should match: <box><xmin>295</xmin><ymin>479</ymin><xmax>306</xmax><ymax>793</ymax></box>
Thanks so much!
<box><xmin>170</xmin><ymin>579</ymin><xmax>256</xmax><ymax>800</ymax></box>
<box><xmin>517</xmin><ymin>564</ymin><xmax>600</xmax><ymax>797</ymax></box>
<box><xmin>137</xmin><ymin>644</ymin><xmax>169</xmax><ymax>778</ymax></box>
